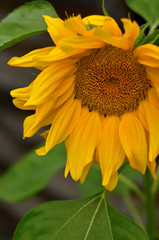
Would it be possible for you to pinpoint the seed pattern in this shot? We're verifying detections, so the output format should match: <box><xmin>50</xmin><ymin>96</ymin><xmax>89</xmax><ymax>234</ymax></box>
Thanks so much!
<box><xmin>74</xmin><ymin>45</ymin><xmax>151</xmax><ymax>116</ymax></box>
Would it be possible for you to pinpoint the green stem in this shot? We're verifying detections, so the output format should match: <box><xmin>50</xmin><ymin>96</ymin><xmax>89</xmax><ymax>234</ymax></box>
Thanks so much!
<box><xmin>119</xmin><ymin>174</ymin><xmax>145</xmax><ymax>202</ymax></box>
<box><xmin>124</xmin><ymin>195</ymin><xmax>145</xmax><ymax>230</ymax></box>
<box><xmin>152</xmin><ymin>167</ymin><xmax>159</xmax><ymax>197</ymax></box>
<box><xmin>143</xmin><ymin>170</ymin><xmax>155</xmax><ymax>240</ymax></box>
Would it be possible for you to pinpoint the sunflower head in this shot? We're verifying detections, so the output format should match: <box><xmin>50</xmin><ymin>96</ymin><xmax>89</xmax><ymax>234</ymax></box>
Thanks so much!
<box><xmin>8</xmin><ymin>14</ymin><xmax>159</xmax><ymax>190</ymax></box>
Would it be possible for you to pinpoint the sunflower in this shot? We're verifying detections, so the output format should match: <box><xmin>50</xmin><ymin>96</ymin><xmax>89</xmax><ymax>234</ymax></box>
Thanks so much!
<box><xmin>8</xmin><ymin>14</ymin><xmax>159</xmax><ymax>190</ymax></box>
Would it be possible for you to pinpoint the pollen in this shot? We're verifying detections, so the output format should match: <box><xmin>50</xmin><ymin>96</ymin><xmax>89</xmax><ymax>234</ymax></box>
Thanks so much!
<box><xmin>74</xmin><ymin>45</ymin><xmax>151</xmax><ymax>116</ymax></box>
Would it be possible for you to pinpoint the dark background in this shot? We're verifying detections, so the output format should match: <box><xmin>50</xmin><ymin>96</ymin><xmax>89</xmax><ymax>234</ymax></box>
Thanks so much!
<box><xmin>0</xmin><ymin>1</ymin><xmax>145</xmax><ymax>239</ymax></box>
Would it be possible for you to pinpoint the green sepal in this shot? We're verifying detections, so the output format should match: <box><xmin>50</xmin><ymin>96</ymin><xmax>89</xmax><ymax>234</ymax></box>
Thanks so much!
<box><xmin>134</xmin><ymin>22</ymin><xmax>150</xmax><ymax>48</ymax></box>
<box><xmin>143</xmin><ymin>29</ymin><xmax>159</xmax><ymax>45</ymax></box>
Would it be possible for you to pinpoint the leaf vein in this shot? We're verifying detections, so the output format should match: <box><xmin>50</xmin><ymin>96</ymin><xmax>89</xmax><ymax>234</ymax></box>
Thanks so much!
<box><xmin>51</xmin><ymin>194</ymin><xmax>101</xmax><ymax>240</ymax></box>
<box><xmin>103</xmin><ymin>193</ymin><xmax>114</xmax><ymax>240</ymax></box>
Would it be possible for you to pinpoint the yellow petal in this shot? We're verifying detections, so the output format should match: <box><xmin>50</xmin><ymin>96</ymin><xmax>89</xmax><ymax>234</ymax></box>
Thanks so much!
<box><xmin>25</xmin><ymin>60</ymin><xmax>77</xmax><ymax>106</ymax></box>
<box><xmin>103</xmin><ymin>17</ymin><xmax>122</xmax><ymax>37</ymax></box>
<box><xmin>23</xmin><ymin>114</ymin><xmax>36</xmax><ymax>138</ymax></box>
<box><xmin>40</xmin><ymin>130</ymin><xmax>49</xmax><ymax>140</ymax></box>
<box><xmin>147</xmin><ymin>160</ymin><xmax>156</xmax><ymax>179</ymax></box>
<box><xmin>36</xmin><ymin>99</ymin><xmax>82</xmax><ymax>155</ymax></box>
<box><xmin>8</xmin><ymin>47</ymin><xmax>54</xmax><ymax>70</ymax></box>
<box><xmin>147</xmin><ymin>88</ymin><xmax>159</xmax><ymax>110</ymax></box>
<box><xmin>82</xmin><ymin>15</ymin><xmax>108</xmax><ymax>26</ymax></box>
<box><xmin>10</xmin><ymin>82</ymin><xmax>33</xmax><ymax>100</ymax></box>
<box><xmin>58</xmin><ymin>35</ymin><xmax>105</xmax><ymax>54</ymax></box>
<box><xmin>105</xmin><ymin>173</ymin><xmax>118</xmax><ymax>191</ymax></box>
<box><xmin>146</xmin><ymin>67</ymin><xmax>159</xmax><ymax>94</ymax></box>
<box><xmin>134</xmin><ymin>44</ymin><xmax>159</xmax><ymax>68</ymax></box>
<box><xmin>49</xmin><ymin>75</ymin><xmax>75</xmax><ymax>100</ymax></box>
<box><xmin>64</xmin><ymin>15</ymin><xmax>89</xmax><ymax>35</ymax></box>
<box><xmin>139</xmin><ymin>99</ymin><xmax>159</xmax><ymax>162</ymax></box>
<box><xmin>43</xmin><ymin>15</ymin><xmax>75</xmax><ymax>45</ymax></box>
<box><xmin>121</xmin><ymin>18</ymin><xmax>139</xmax><ymax>50</ymax></box>
<box><xmin>24</xmin><ymin>82</ymin><xmax>74</xmax><ymax>139</ymax></box>
<box><xmin>94</xmin><ymin>18</ymin><xmax>139</xmax><ymax>51</ymax></box>
<box><xmin>13</xmin><ymin>99</ymin><xmax>36</xmax><ymax>110</ymax></box>
<box><xmin>94</xmin><ymin>27</ymin><xmax>131</xmax><ymax>51</ymax></box>
<box><xmin>64</xmin><ymin>157</ymin><xmax>70</xmax><ymax>178</ymax></box>
<box><xmin>65</xmin><ymin>110</ymin><xmax>102</xmax><ymax>181</ymax></box>
<box><xmin>119</xmin><ymin>112</ymin><xmax>147</xmax><ymax>174</ymax></box>
<box><xmin>80</xmin><ymin>161</ymin><xmax>95</xmax><ymax>183</ymax></box>
<box><xmin>98</xmin><ymin>116</ymin><xmax>125</xmax><ymax>187</ymax></box>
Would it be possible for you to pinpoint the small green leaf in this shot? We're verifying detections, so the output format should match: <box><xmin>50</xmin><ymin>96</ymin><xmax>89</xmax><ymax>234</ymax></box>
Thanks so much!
<box><xmin>143</xmin><ymin>29</ymin><xmax>159</xmax><ymax>45</ymax></box>
<box><xmin>13</xmin><ymin>191</ymin><xmax>148</xmax><ymax>240</ymax></box>
<box><xmin>0</xmin><ymin>0</ymin><xmax>58</xmax><ymax>51</ymax></box>
<box><xmin>102</xmin><ymin>0</ymin><xmax>110</xmax><ymax>16</ymax></box>
<box><xmin>79</xmin><ymin>162</ymin><xmax>139</xmax><ymax>197</ymax></box>
<box><xmin>125</xmin><ymin>0</ymin><xmax>159</xmax><ymax>32</ymax></box>
<box><xmin>134</xmin><ymin>22</ymin><xmax>150</xmax><ymax>47</ymax></box>
<box><xmin>0</xmin><ymin>142</ymin><xmax>66</xmax><ymax>202</ymax></box>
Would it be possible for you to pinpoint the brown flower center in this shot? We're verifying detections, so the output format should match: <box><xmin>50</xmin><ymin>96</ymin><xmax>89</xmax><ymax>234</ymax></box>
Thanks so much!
<box><xmin>74</xmin><ymin>45</ymin><xmax>151</xmax><ymax>116</ymax></box>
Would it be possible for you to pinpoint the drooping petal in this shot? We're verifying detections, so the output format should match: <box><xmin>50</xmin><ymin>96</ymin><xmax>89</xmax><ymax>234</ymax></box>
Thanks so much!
<box><xmin>58</xmin><ymin>35</ymin><xmax>105</xmax><ymax>54</ymax></box>
<box><xmin>43</xmin><ymin>15</ymin><xmax>75</xmax><ymax>45</ymax></box>
<box><xmin>80</xmin><ymin>161</ymin><xmax>95</xmax><ymax>183</ymax></box>
<box><xmin>147</xmin><ymin>160</ymin><xmax>156</xmax><ymax>179</ymax></box>
<box><xmin>36</xmin><ymin>99</ymin><xmax>82</xmax><ymax>155</ymax></box>
<box><xmin>134</xmin><ymin>44</ymin><xmax>159</xmax><ymax>68</ymax></box>
<box><xmin>25</xmin><ymin>60</ymin><xmax>77</xmax><ymax>106</ymax></box>
<box><xmin>8</xmin><ymin>47</ymin><xmax>54</xmax><ymax>70</ymax></box>
<box><xmin>105</xmin><ymin>172</ymin><xmax>118</xmax><ymax>191</ymax></box>
<box><xmin>139</xmin><ymin>99</ymin><xmax>159</xmax><ymax>162</ymax></box>
<box><xmin>98</xmin><ymin>116</ymin><xmax>125</xmax><ymax>187</ymax></box>
<box><xmin>24</xmin><ymin>82</ymin><xmax>74</xmax><ymax>138</ymax></box>
<box><xmin>65</xmin><ymin>110</ymin><xmax>102</xmax><ymax>181</ymax></box>
<box><xmin>119</xmin><ymin>112</ymin><xmax>147</xmax><ymax>173</ymax></box>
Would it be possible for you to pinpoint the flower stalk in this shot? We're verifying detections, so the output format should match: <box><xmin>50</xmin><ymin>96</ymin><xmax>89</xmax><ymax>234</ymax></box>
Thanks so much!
<box><xmin>143</xmin><ymin>169</ymin><xmax>155</xmax><ymax>240</ymax></box>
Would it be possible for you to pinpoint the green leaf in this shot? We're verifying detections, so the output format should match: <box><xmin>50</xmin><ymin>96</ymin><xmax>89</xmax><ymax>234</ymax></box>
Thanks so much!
<box><xmin>0</xmin><ymin>142</ymin><xmax>66</xmax><ymax>202</ymax></box>
<box><xmin>0</xmin><ymin>0</ymin><xmax>58</xmax><ymax>51</ymax></box>
<box><xmin>125</xmin><ymin>0</ymin><xmax>159</xmax><ymax>32</ymax></box>
<box><xmin>13</xmin><ymin>191</ymin><xmax>148</xmax><ymax>240</ymax></box>
<box><xmin>79</xmin><ymin>162</ymin><xmax>139</xmax><ymax>197</ymax></box>
<box><xmin>134</xmin><ymin>22</ymin><xmax>150</xmax><ymax>47</ymax></box>
<box><xmin>143</xmin><ymin>29</ymin><xmax>159</xmax><ymax>45</ymax></box>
